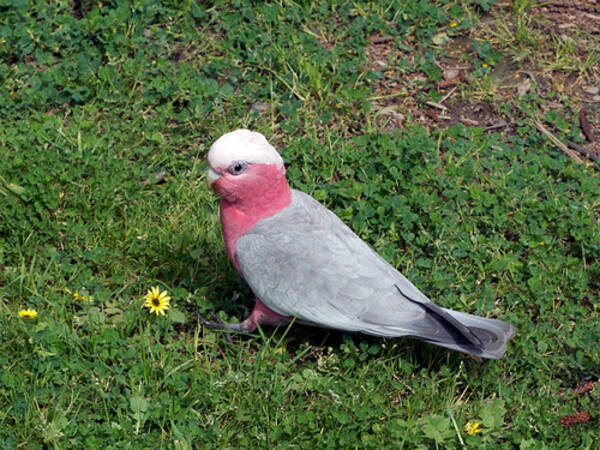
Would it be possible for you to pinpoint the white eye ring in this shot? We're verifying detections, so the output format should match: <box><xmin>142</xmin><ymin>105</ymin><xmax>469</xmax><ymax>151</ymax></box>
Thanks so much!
<box><xmin>228</xmin><ymin>161</ymin><xmax>248</xmax><ymax>175</ymax></box>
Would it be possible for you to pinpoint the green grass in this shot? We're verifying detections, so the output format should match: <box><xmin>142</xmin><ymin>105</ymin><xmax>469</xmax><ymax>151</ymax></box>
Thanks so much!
<box><xmin>1</xmin><ymin>1</ymin><xmax>599</xmax><ymax>447</ymax></box>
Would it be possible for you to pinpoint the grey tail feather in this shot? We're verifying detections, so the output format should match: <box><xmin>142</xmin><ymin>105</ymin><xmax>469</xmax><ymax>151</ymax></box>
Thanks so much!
<box><xmin>394</xmin><ymin>285</ymin><xmax>484</xmax><ymax>347</ymax></box>
<box><xmin>394</xmin><ymin>285</ymin><xmax>516</xmax><ymax>359</ymax></box>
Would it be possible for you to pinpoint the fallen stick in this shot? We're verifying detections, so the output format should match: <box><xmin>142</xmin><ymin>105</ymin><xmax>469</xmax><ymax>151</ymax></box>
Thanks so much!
<box><xmin>484</xmin><ymin>119</ymin><xmax>509</xmax><ymax>131</ymax></box>
<box><xmin>439</xmin><ymin>86</ymin><xmax>457</xmax><ymax>104</ymax></box>
<box><xmin>533</xmin><ymin>120</ymin><xmax>584</xmax><ymax>164</ymax></box>
<box><xmin>425</xmin><ymin>100</ymin><xmax>448</xmax><ymax>111</ymax></box>
<box><xmin>460</xmin><ymin>118</ymin><xmax>479</xmax><ymax>126</ymax></box>
<box><xmin>436</xmin><ymin>74</ymin><xmax>465</xmax><ymax>89</ymax></box>
<box><xmin>567</xmin><ymin>140</ymin><xmax>599</xmax><ymax>162</ymax></box>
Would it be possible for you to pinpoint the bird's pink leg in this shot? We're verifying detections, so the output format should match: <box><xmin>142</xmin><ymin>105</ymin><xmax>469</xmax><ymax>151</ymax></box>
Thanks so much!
<box><xmin>243</xmin><ymin>297</ymin><xmax>291</xmax><ymax>330</ymax></box>
<box><xmin>202</xmin><ymin>297</ymin><xmax>291</xmax><ymax>334</ymax></box>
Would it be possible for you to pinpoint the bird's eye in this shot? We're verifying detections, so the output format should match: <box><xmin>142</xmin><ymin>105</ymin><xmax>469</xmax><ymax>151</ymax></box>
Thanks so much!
<box><xmin>228</xmin><ymin>161</ymin><xmax>248</xmax><ymax>175</ymax></box>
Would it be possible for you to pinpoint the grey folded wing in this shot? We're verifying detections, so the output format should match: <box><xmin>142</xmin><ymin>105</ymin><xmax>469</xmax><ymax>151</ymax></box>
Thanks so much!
<box><xmin>235</xmin><ymin>190</ymin><xmax>451</xmax><ymax>338</ymax></box>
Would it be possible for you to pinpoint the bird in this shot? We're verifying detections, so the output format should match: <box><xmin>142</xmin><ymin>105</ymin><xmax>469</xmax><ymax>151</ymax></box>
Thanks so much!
<box><xmin>203</xmin><ymin>129</ymin><xmax>516</xmax><ymax>359</ymax></box>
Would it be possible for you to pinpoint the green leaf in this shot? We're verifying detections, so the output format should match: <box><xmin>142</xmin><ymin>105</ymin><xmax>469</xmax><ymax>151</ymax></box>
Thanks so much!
<box><xmin>480</xmin><ymin>398</ymin><xmax>506</xmax><ymax>429</ymax></box>
<box><xmin>191</xmin><ymin>1</ymin><xmax>205</xmax><ymax>19</ymax></box>
<box><xmin>130</xmin><ymin>395</ymin><xmax>148</xmax><ymax>421</ymax></box>
<box><xmin>422</xmin><ymin>415</ymin><xmax>453</xmax><ymax>444</ymax></box>
<box><xmin>432</xmin><ymin>32</ymin><xmax>448</xmax><ymax>45</ymax></box>
<box><xmin>0</xmin><ymin>174</ymin><xmax>27</xmax><ymax>199</ymax></box>
<box><xmin>168</xmin><ymin>308</ymin><xmax>187</xmax><ymax>324</ymax></box>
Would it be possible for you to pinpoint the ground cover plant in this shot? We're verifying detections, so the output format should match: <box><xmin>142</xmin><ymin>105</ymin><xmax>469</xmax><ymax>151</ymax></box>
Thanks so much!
<box><xmin>1</xmin><ymin>0</ymin><xmax>599</xmax><ymax>447</ymax></box>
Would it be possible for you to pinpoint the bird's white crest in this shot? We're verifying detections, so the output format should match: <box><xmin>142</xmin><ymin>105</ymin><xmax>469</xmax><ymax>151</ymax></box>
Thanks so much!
<box><xmin>208</xmin><ymin>129</ymin><xmax>283</xmax><ymax>171</ymax></box>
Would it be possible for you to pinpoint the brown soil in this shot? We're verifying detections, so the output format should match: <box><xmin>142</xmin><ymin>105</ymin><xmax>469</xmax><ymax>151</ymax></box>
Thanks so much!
<box><xmin>366</xmin><ymin>1</ymin><xmax>600</xmax><ymax>156</ymax></box>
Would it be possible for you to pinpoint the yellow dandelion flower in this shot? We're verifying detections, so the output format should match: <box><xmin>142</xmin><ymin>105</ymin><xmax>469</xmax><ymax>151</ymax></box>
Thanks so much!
<box><xmin>539</xmin><ymin>241</ymin><xmax>545</xmax><ymax>246</ymax></box>
<box><xmin>143</xmin><ymin>286</ymin><xmax>171</xmax><ymax>316</ymax></box>
<box><xmin>67</xmin><ymin>288</ymin><xmax>90</xmax><ymax>301</ymax></box>
<box><xmin>451</xmin><ymin>22</ymin><xmax>458</xmax><ymax>27</ymax></box>
<box><xmin>74</xmin><ymin>291</ymin><xmax>89</xmax><ymax>301</ymax></box>
<box><xmin>18</xmin><ymin>309</ymin><xmax>38</xmax><ymax>319</ymax></box>
<box><xmin>465</xmin><ymin>421</ymin><xmax>483</xmax><ymax>435</ymax></box>
<box><xmin>482</xmin><ymin>63</ymin><xmax>489</xmax><ymax>68</ymax></box>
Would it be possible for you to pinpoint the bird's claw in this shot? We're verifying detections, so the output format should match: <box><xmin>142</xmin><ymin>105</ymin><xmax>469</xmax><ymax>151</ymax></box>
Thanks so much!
<box><xmin>198</xmin><ymin>312</ymin><xmax>249</xmax><ymax>344</ymax></box>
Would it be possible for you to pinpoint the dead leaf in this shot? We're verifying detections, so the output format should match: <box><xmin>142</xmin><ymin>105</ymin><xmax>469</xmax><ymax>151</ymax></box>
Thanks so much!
<box><xmin>517</xmin><ymin>78</ymin><xmax>531</xmax><ymax>98</ymax></box>
<box><xmin>378</xmin><ymin>105</ymin><xmax>405</xmax><ymax>121</ymax></box>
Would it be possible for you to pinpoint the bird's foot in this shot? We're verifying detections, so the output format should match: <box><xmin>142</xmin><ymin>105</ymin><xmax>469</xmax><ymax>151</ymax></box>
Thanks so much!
<box><xmin>199</xmin><ymin>313</ymin><xmax>256</xmax><ymax>344</ymax></box>
<box><xmin>199</xmin><ymin>299</ymin><xmax>289</xmax><ymax>344</ymax></box>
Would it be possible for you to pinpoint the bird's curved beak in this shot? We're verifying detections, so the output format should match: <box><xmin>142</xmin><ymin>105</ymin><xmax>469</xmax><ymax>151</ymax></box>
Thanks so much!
<box><xmin>206</xmin><ymin>167</ymin><xmax>221</xmax><ymax>188</ymax></box>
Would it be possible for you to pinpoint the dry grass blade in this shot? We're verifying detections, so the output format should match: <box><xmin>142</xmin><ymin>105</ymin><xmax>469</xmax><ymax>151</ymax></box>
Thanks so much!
<box><xmin>533</xmin><ymin>120</ymin><xmax>584</xmax><ymax>163</ymax></box>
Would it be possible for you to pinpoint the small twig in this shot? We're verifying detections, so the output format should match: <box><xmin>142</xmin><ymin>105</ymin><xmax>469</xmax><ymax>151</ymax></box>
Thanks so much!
<box><xmin>583</xmin><ymin>12</ymin><xmax>600</xmax><ymax>21</ymax></box>
<box><xmin>533</xmin><ymin>120</ymin><xmax>584</xmax><ymax>164</ymax></box>
<box><xmin>544</xmin><ymin>3</ymin><xmax>600</xmax><ymax>14</ymax></box>
<box><xmin>579</xmin><ymin>109</ymin><xmax>595</xmax><ymax>143</ymax></box>
<box><xmin>370</xmin><ymin>35</ymin><xmax>394</xmax><ymax>44</ymax></box>
<box><xmin>436</xmin><ymin>74</ymin><xmax>465</xmax><ymax>89</ymax></box>
<box><xmin>566</xmin><ymin>140</ymin><xmax>599</xmax><ymax>162</ymax></box>
<box><xmin>484</xmin><ymin>119</ymin><xmax>509</xmax><ymax>131</ymax></box>
<box><xmin>367</xmin><ymin>90</ymin><xmax>406</xmax><ymax>101</ymax></box>
<box><xmin>460</xmin><ymin>118</ymin><xmax>479</xmax><ymax>126</ymax></box>
<box><xmin>446</xmin><ymin>65</ymin><xmax>471</xmax><ymax>70</ymax></box>
<box><xmin>318</xmin><ymin>332</ymin><xmax>331</xmax><ymax>348</ymax></box>
<box><xmin>439</xmin><ymin>86</ymin><xmax>457</xmax><ymax>105</ymax></box>
<box><xmin>425</xmin><ymin>100</ymin><xmax>448</xmax><ymax>111</ymax></box>
<box><xmin>423</xmin><ymin>109</ymin><xmax>441</xmax><ymax>122</ymax></box>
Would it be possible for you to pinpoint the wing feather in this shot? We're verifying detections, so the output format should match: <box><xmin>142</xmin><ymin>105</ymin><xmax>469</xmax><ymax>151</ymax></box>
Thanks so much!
<box><xmin>236</xmin><ymin>190</ymin><xmax>441</xmax><ymax>335</ymax></box>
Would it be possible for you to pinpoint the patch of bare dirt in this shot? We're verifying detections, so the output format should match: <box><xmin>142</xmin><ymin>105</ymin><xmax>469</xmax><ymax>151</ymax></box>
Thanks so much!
<box><xmin>366</xmin><ymin>2</ymin><xmax>600</xmax><ymax>159</ymax></box>
<box><xmin>366</xmin><ymin>34</ymin><xmax>433</xmax><ymax>131</ymax></box>
<box><xmin>538</xmin><ymin>1</ymin><xmax>600</xmax><ymax>33</ymax></box>
<box><xmin>366</xmin><ymin>32</ymin><xmax>512</xmax><ymax>133</ymax></box>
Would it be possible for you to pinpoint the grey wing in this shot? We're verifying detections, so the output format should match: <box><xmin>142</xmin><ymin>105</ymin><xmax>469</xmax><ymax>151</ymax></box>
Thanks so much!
<box><xmin>235</xmin><ymin>191</ymin><xmax>442</xmax><ymax>337</ymax></box>
<box><xmin>236</xmin><ymin>190</ymin><xmax>516</xmax><ymax>359</ymax></box>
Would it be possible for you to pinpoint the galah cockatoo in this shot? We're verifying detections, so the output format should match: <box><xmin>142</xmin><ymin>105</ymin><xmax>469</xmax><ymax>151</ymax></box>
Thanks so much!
<box><xmin>205</xmin><ymin>129</ymin><xmax>516</xmax><ymax>359</ymax></box>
